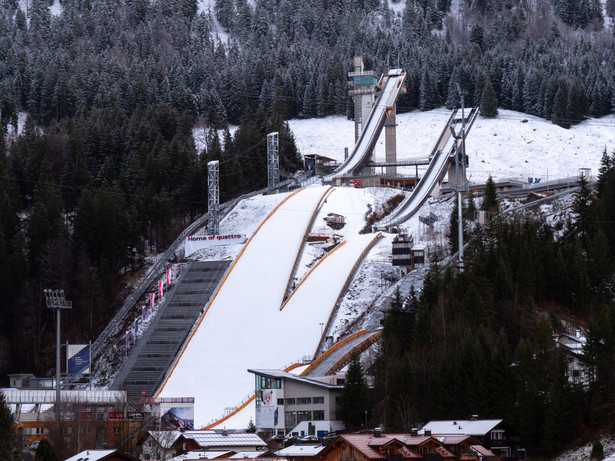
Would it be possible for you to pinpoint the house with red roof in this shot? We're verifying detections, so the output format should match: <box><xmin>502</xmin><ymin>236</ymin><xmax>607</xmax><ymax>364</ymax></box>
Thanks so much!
<box><xmin>314</xmin><ymin>431</ymin><xmax>498</xmax><ymax>461</ymax></box>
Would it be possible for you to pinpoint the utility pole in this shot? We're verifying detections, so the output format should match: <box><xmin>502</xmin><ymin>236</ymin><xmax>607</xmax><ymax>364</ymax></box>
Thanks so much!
<box><xmin>44</xmin><ymin>289</ymin><xmax>72</xmax><ymax>432</ymax></box>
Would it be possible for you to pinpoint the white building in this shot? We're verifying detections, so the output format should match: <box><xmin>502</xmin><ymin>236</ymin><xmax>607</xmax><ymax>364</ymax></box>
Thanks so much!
<box><xmin>248</xmin><ymin>369</ymin><xmax>344</xmax><ymax>439</ymax></box>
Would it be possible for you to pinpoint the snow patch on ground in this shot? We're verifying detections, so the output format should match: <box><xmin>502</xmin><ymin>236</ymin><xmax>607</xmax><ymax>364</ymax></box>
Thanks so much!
<box><xmin>554</xmin><ymin>436</ymin><xmax>615</xmax><ymax>461</ymax></box>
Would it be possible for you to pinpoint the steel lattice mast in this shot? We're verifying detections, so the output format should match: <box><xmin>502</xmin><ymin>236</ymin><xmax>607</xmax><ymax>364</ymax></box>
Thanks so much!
<box><xmin>208</xmin><ymin>160</ymin><xmax>220</xmax><ymax>235</ymax></box>
<box><xmin>267</xmin><ymin>132</ymin><xmax>279</xmax><ymax>192</ymax></box>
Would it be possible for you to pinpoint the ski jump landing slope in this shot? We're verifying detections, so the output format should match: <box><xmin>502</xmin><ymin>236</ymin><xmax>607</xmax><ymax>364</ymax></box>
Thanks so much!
<box><xmin>328</xmin><ymin>69</ymin><xmax>406</xmax><ymax>179</ymax></box>
<box><xmin>203</xmin><ymin>230</ymin><xmax>381</xmax><ymax>429</ymax></box>
<box><xmin>155</xmin><ymin>186</ymin><xmax>382</xmax><ymax>428</ymax></box>
<box><xmin>155</xmin><ymin>186</ymin><xmax>328</xmax><ymax>424</ymax></box>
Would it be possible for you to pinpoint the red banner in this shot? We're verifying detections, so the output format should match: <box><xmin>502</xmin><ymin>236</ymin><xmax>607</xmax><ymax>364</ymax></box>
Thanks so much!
<box><xmin>109</xmin><ymin>411</ymin><xmax>124</xmax><ymax>420</ymax></box>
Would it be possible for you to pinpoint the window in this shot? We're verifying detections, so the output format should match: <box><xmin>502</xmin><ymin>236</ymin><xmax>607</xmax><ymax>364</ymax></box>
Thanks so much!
<box><xmin>297</xmin><ymin>397</ymin><xmax>311</xmax><ymax>404</ymax></box>
<box><xmin>313</xmin><ymin>397</ymin><xmax>324</xmax><ymax>404</ymax></box>
<box><xmin>259</xmin><ymin>376</ymin><xmax>282</xmax><ymax>389</ymax></box>
<box><xmin>297</xmin><ymin>411</ymin><xmax>311</xmax><ymax>423</ymax></box>
<box><xmin>277</xmin><ymin>398</ymin><xmax>285</xmax><ymax>405</ymax></box>
<box><xmin>491</xmin><ymin>430</ymin><xmax>504</xmax><ymax>441</ymax></box>
<box><xmin>285</xmin><ymin>398</ymin><xmax>295</xmax><ymax>405</ymax></box>
<box><xmin>313</xmin><ymin>410</ymin><xmax>325</xmax><ymax>421</ymax></box>
<box><xmin>285</xmin><ymin>411</ymin><xmax>297</xmax><ymax>431</ymax></box>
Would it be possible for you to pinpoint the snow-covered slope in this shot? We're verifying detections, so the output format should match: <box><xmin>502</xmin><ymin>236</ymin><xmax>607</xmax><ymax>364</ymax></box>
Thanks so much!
<box><xmin>289</xmin><ymin>109</ymin><xmax>615</xmax><ymax>185</ymax></box>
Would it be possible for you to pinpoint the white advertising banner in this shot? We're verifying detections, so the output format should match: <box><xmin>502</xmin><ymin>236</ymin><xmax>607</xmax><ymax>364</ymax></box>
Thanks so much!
<box><xmin>256</xmin><ymin>405</ymin><xmax>279</xmax><ymax>428</ymax></box>
<box><xmin>67</xmin><ymin>344</ymin><xmax>90</xmax><ymax>374</ymax></box>
<box><xmin>185</xmin><ymin>234</ymin><xmax>247</xmax><ymax>256</ymax></box>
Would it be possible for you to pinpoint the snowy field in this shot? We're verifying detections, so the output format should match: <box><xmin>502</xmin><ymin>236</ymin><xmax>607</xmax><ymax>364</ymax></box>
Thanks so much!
<box><xmin>288</xmin><ymin>108</ymin><xmax>615</xmax><ymax>185</ymax></box>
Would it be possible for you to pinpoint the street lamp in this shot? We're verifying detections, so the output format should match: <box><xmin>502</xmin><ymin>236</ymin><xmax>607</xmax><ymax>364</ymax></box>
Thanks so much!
<box><xmin>44</xmin><ymin>289</ymin><xmax>72</xmax><ymax>431</ymax></box>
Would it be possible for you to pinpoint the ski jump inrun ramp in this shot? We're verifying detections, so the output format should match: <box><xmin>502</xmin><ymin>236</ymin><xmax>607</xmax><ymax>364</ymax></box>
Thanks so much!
<box><xmin>377</xmin><ymin>107</ymin><xmax>479</xmax><ymax>229</ymax></box>
<box><xmin>328</xmin><ymin>68</ymin><xmax>407</xmax><ymax>179</ymax></box>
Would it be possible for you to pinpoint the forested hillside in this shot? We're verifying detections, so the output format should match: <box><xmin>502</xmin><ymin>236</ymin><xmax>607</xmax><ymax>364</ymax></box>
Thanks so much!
<box><xmin>373</xmin><ymin>152</ymin><xmax>615</xmax><ymax>457</ymax></box>
<box><xmin>0</xmin><ymin>0</ymin><xmax>614</xmax><ymax>385</ymax></box>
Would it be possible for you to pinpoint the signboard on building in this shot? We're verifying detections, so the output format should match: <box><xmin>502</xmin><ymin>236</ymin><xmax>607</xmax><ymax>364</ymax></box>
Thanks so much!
<box><xmin>256</xmin><ymin>405</ymin><xmax>279</xmax><ymax>429</ymax></box>
<box><xmin>109</xmin><ymin>411</ymin><xmax>124</xmax><ymax>420</ymax></box>
<box><xmin>67</xmin><ymin>344</ymin><xmax>90</xmax><ymax>374</ymax></box>
<box><xmin>160</xmin><ymin>406</ymin><xmax>194</xmax><ymax>430</ymax></box>
<box><xmin>185</xmin><ymin>234</ymin><xmax>247</xmax><ymax>256</ymax></box>
<box><xmin>353</xmin><ymin>75</ymin><xmax>375</xmax><ymax>87</ymax></box>
<box><xmin>261</xmin><ymin>390</ymin><xmax>274</xmax><ymax>406</ymax></box>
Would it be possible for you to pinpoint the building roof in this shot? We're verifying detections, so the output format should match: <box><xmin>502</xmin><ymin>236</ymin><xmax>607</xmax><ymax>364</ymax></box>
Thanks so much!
<box><xmin>276</xmin><ymin>444</ymin><xmax>325</xmax><ymax>457</ymax></box>
<box><xmin>180</xmin><ymin>432</ymin><xmax>267</xmax><ymax>449</ymax></box>
<box><xmin>64</xmin><ymin>450</ymin><xmax>136</xmax><ymax>461</ymax></box>
<box><xmin>147</xmin><ymin>430</ymin><xmax>184</xmax><ymax>448</ymax></box>
<box><xmin>420</xmin><ymin>420</ymin><xmax>504</xmax><ymax>436</ymax></box>
<box><xmin>168</xmin><ymin>451</ymin><xmax>235</xmax><ymax>461</ymax></box>
<box><xmin>337</xmin><ymin>434</ymin><xmax>385</xmax><ymax>459</ymax></box>
<box><xmin>431</xmin><ymin>435</ymin><xmax>478</xmax><ymax>445</ymax></box>
<box><xmin>248</xmin><ymin>369</ymin><xmax>343</xmax><ymax>390</ymax></box>
<box><xmin>470</xmin><ymin>445</ymin><xmax>498</xmax><ymax>457</ymax></box>
<box><xmin>230</xmin><ymin>452</ymin><xmax>269</xmax><ymax>458</ymax></box>
<box><xmin>288</xmin><ymin>420</ymin><xmax>345</xmax><ymax>436</ymax></box>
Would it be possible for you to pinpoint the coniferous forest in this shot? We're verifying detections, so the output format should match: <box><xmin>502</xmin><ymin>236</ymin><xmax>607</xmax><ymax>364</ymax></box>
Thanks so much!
<box><xmin>373</xmin><ymin>152</ymin><xmax>615</xmax><ymax>457</ymax></box>
<box><xmin>0</xmin><ymin>0</ymin><xmax>615</xmax><ymax>450</ymax></box>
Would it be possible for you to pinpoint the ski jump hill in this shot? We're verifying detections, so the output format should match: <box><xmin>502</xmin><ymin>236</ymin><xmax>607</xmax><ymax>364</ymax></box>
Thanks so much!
<box><xmin>110</xmin><ymin>67</ymin><xmax>480</xmax><ymax>430</ymax></box>
<box><xmin>154</xmin><ymin>186</ymin><xmax>384</xmax><ymax>428</ymax></box>
<box><xmin>325</xmin><ymin>66</ymin><xmax>478</xmax><ymax>230</ymax></box>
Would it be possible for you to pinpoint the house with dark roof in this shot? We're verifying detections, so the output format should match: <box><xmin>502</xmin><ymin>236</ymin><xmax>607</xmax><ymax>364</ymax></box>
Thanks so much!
<box><xmin>420</xmin><ymin>419</ymin><xmax>524</xmax><ymax>460</ymax></box>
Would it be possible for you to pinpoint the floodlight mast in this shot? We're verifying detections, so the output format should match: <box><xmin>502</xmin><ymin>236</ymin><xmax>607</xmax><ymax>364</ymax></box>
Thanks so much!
<box><xmin>44</xmin><ymin>289</ymin><xmax>72</xmax><ymax>432</ymax></box>
<box><xmin>267</xmin><ymin>132</ymin><xmax>279</xmax><ymax>192</ymax></box>
<box><xmin>208</xmin><ymin>160</ymin><xmax>220</xmax><ymax>235</ymax></box>
<box><xmin>453</xmin><ymin>84</ymin><xmax>468</xmax><ymax>272</ymax></box>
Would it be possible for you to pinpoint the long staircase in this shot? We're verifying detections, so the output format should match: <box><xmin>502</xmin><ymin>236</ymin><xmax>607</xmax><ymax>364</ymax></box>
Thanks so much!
<box><xmin>111</xmin><ymin>260</ymin><xmax>230</xmax><ymax>399</ymax></box>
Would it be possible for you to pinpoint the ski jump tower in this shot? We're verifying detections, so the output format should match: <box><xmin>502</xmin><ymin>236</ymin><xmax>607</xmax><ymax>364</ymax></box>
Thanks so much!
<box><xmin>347</xmin><ymin>57</ymin><xmax>400</xmax><ymax>176</ymax></box>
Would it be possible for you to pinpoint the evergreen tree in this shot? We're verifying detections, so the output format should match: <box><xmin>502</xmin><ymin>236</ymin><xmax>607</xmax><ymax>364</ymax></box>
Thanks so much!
<box><xmin>552</xmin><ymin>86</ymin><xmax>570</xmax><ymax>129</ymax></box>
<box><xmin>448</xmin><ymin>200</ymin><xmax>467</xmax><ymax>253</ymax></box>
<box><xmin>480</xmin><ymin>80</ymin><xmax>498</xmax><ymax>118</ymax></box>
<box><xmin>0</xmin><ymin>391</ymin><xmax>15</xmax><ymax>460</ymax></box>
<box><xmin>336</xmin><ymin>354</ymin><xmax>369</xmax><ymax>430</ymax></box>
<box><xmin>34</xmin><ymin>438</ymin><xmax>58</xmax><ymax>461</ymax></box>
<box><xmin>481</xmin><ymin>175</ymin><xmax>499</xmax><ymax>212</ymax></box>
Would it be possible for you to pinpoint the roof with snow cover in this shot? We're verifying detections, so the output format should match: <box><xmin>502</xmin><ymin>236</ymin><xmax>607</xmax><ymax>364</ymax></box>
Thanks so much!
<box><xmin>180</xmin><ymin>431</ymin><xmax>267</xmax><ymax>449</ymax></box>
<box><xmin>248</xmin><ymin>369</ymin><xmax>343</xmax><ymax>389</ymax></box>
<box><xmin>420</xmin><ymin>419</ymin><xmax>504</xmax><ymax>436</ymax></box>
<box><xmin>64</xmin><ymin>449</ymin><xmax>137</xmax><ymax>461</ymax></box>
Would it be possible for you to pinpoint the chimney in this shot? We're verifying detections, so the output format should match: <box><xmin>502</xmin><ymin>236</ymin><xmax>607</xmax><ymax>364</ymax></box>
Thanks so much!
<box><xmin>424</xmin><ymin>430</ymin><xmax>431</xmax><ymax>437</ymax></box>
<box><xmin>374</xmin><ymin>427</ymin><xmax>382</xmax><ymax>438</ymax></box>
<box><xmin>410</xmin><ymin>428</ymin><xmax>418</xmax><ymax>437</ymax></box>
